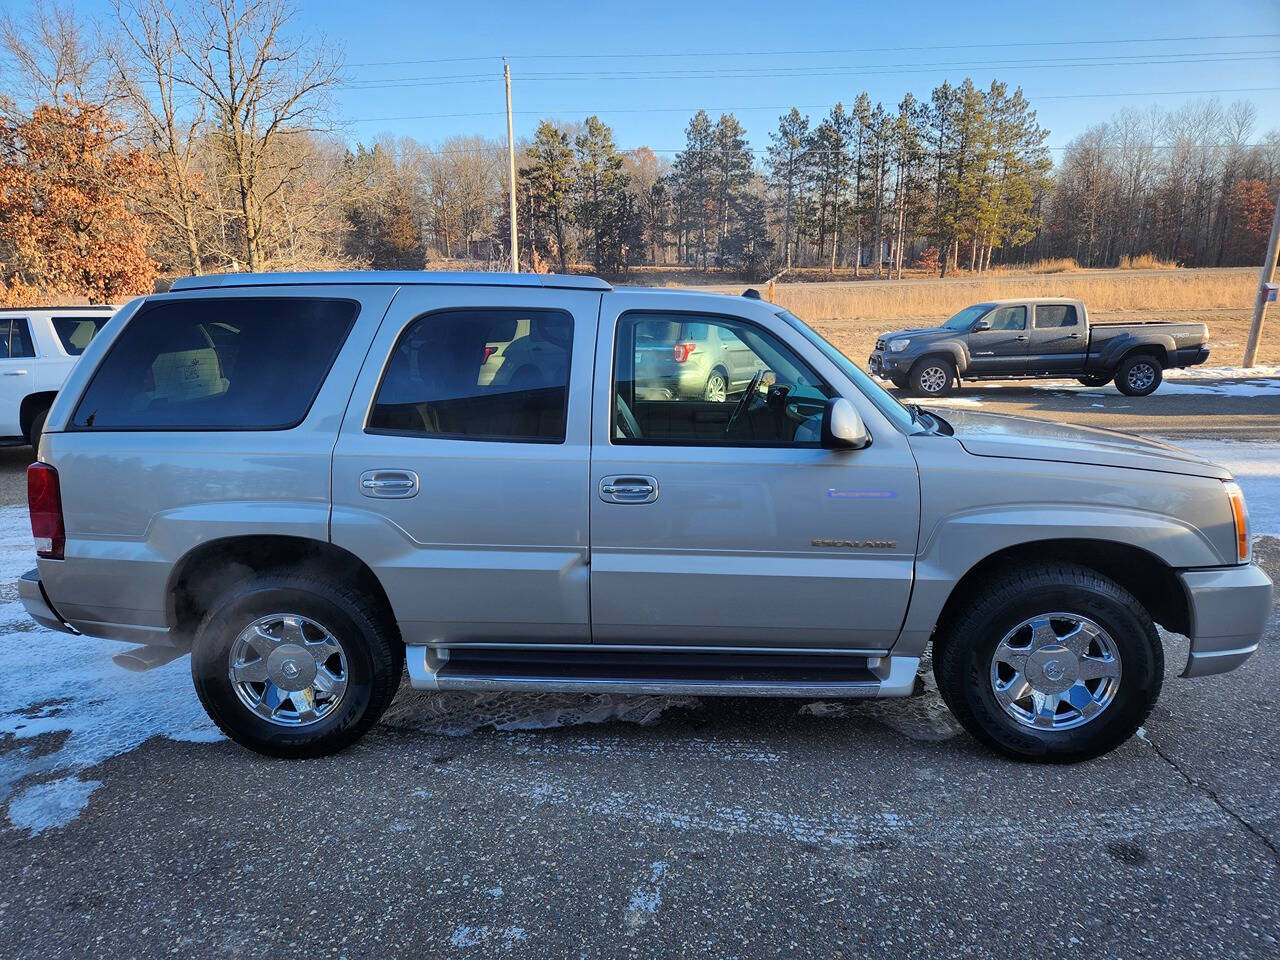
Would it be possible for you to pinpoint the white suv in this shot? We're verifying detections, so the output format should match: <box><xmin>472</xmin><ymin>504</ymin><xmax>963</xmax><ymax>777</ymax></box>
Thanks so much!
<box><xmin>0</xmin><ymin>305</ymin><xmax>116</xmax><ymax>445</ymax></box>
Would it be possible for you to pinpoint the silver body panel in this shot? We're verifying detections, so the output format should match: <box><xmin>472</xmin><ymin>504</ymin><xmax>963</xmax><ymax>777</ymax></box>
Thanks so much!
<box><xmin>20</xmin><ymin>271</ymin><xmax>1271</xmax><ymax>696</ymax></box>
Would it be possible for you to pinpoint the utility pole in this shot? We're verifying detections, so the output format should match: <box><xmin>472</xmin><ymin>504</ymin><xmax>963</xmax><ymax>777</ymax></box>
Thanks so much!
<box><xmin>504</xmin><ymin>59</ymin><xmax>519</xmax><ymax>273</ymax></box>
<box><xmin>1244</xmin><ymin>186</ymin><xmax>1280</xmax><ymax>367</ymax></box>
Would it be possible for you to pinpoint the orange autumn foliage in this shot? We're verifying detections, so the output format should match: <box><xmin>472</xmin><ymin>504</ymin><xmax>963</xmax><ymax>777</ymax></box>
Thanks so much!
<box><xmin>0</xmin><ymin>101</ymin><xmax>157</xmax><ymax>305</ymax></box>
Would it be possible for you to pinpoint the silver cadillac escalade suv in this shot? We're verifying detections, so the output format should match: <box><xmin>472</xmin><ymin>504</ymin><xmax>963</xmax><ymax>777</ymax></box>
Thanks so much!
<box><xmin>19</xmin><ymin>272</ymin><xmax>1273</xmax><ymax>763</ymax></box>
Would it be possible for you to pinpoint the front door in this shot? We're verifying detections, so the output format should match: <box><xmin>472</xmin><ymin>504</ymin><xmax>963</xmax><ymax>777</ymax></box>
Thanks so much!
<box><xmin>964</xmin><ymin>304</ymin><xmax>1029</xmax><ymax>376</ymax></box>
<box><xmin>331</xmin><ymin>285</ymin><xmax>601</xmax><ymax>648</ymax></box>
<box><xmin>0</xmin><ymin>318</ymin><xmax>36</xmax><ymax>436</ymax></box>
<box><xmin>589</xmin><ymin>293</ymin><xmax>919</xmax><ymax>651</ymax></box>
<box><xmin>1028</xmin><ymin>303</ymin><xmax>1086</xmax><ymax>372</ymax></box>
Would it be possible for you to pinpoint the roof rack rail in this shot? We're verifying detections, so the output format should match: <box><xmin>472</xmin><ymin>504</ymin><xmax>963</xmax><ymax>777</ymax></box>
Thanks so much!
<box><xmin>169</xmin><ymin>270</ymin><xmax>612</xmax><ymax>293</ymax></box>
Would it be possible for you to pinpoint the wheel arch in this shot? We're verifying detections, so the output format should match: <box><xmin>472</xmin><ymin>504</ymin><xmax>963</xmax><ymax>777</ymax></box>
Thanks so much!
<box><xmin>19</xmin><ymin>390</ymin><xmax>57</xmax><ymax>439</ymax></box>
<box><xmin>930</xmin><ymin>538</ymin><xmax>1190</xmax><ymax>650</ymax></box>
<box><xmin>167</xmin><ymin>534</ymin><xmax>395</xmax><ymax>640</ymax></box>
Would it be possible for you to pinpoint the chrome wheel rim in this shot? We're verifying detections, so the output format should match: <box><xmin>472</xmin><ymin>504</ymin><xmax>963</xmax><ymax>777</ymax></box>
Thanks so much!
<box><xmin>1126</xmin><ymin>363</ymin><xmax>1155</xmax><ymax>391</ymax></box>
<box><xmin>919</xmin><ymin>366</ymin><xmax>948</xmax><ymax>394</ymax></box>
<box><xmin>989</xmin><ymin>613</ymin><xmax>1122</xmax><ymax>731</ymax></box>
<box><xmin>229</xmin><ymin>613</ymin><xmax>349</xmax><ymax>727</ymax></box>
<box><xmin>705</xmin><ymin>373</ymin><xmax>727</xmax><ymax>402</ymax></box>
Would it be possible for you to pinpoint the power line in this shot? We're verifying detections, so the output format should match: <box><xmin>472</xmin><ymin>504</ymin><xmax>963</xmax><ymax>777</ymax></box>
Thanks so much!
<box><xmin>342</xmin><ymin>86</ymin><xmax>1280</xmax><ymax>125</ymax></box>
<box><xmin>346</xmin><ymin>32</ymin><xmax>1280</xmax><ymax>68</ymax></box>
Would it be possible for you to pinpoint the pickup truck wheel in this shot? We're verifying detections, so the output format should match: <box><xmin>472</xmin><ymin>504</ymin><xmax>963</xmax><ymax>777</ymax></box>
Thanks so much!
<box><xmin>191</xmin><ymin>574</ymin><xmax>403</xmax><ymax>758</ymax></box>
<box><xmin>908</xmin><ymin>358</ymin><xmax>955</xmax><ymax>397</ymax></box>
<box><xmin>1076</xmin><ymin>374</ymin><xmax>1111</xmax><ymax>387</ymax></box>
<box><xmin>933</xmin><ymin>563</ymin><xmax>1163</xmax><ymax>763</ymax></box>
<box><xmin>1115</xmin><ymin>355</ymin><xmax>1163</xmax><ymax>396</ymax></box>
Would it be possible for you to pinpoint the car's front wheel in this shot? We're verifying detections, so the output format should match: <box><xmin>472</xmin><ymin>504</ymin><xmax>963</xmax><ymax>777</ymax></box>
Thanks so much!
<box><xmin>933</xmin><ymin>563</ymin><xmax>1163</xmax><ymax>763</ymax></box>
<box><xmin>908</xmin><ymin>357</ymin><xmax>956</xmax><ymax>397</ymax></box>
<box><xmin>191</xmin><ymin>573</ymin><xmax>403</xmax><ymax>758</ymax></box>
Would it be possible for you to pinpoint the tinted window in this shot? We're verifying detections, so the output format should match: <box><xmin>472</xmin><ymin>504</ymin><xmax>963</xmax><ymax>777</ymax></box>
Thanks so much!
<box><xmin>71</xmin><ymin>298</ymin><xmax>357</xmax><ymax>430</ymax></box>
<box><xmin>987</xmin><ymin>306</ymin><xmax>1027</xmax><ymax>331</ymax></box>
<box><xmin>0</xmin><ymin>318</ymin><xmax>35</xmax><ymax>359</ymax></box>
<box><xmin>613</xmin><ymin>312</ymin><xmax>833</xmax><ymax>445</ymax></box>
<box><xmin>369</xmin><ymin>308</ymin><xmax>572</xmax><ymax>443</ymax></box>
<box><xmin>52</xmin><ymin>315</ymin><xmax>110</xmax><ymax>355</ymax></box>
<box><xmin>1035</xmin><ymin>304</ymin><xmax>1078</xmax><ymax>328</ymax></box>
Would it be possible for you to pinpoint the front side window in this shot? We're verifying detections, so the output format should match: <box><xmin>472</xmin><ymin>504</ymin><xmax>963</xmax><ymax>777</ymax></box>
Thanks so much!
<box><xmin>0</xmin><ymin>318</ymin><xmax>35</xmax><ymax>359</ymax></box>
<box><xmin>71</xmin><ymin>298</ymin><xmax>358</xmax><ymax>430</ymax></box>
<box><xmin>1035</xmin><ymin>304</ymin><xmax>1078</xmax><ymax>328</ymax></box>
<box><xmin>52</xmin><ymin>315</ymin><xmax>110</xmax><ymax>355</ymax></box>
<box><xmin>368</xmin><ymin>308</ymin><xmax>572</xmax><ymax>443</ymax></box>
<box><xmin>987</xmin><ymin>306</ymin><xmax>1027</xmax><ymax>331</ymax></box>
<box><xmin>613</xmin><ymin>312</ymin><xmax>833</xmax><ymax>445</ymax></box>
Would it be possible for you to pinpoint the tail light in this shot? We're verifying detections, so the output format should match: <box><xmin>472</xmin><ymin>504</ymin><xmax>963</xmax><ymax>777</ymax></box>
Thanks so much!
<box><xmin>672</xmin><ymin>342</ymin><xmax>696</xmax><ymax>363</ymax></box>
<box><xmin>28</xmin><ymin>462</ymin><xmax>64</xmax><ymax>560</ymax></box>
<box><xmin>1224</xmin><ymin>480</ymin><xmax>1250</xmax><ymax>563</ymax></box>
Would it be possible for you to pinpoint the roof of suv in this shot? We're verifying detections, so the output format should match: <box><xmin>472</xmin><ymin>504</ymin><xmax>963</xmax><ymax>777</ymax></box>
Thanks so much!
<box><xmin>0</xmin><ymin>304</ymin><xmax>117</xmax><ymax>313</ymax></box>
<box><xmin>169</xmin><ymin>270</ymin><xmax>613</xmax><ymax>292</ymax></box>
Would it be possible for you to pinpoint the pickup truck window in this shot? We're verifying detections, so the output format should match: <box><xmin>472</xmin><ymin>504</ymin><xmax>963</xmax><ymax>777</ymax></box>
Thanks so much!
<box><xmin>988</xmin><ymin>306</ymin><xmax>1027</xmax><ymax>331</ymax></box>
<box><xmin>942</xmin><ymin>304</ymin><xmax>995</xmax><ymax>330</ymax></box>
<box><xmin>369</xmin><ymin>308</ymin><xmax>572</xmax><ymax>443</ymax></box>
<box><xmin>70</xmin><ymin>297</ymin><xmax>357</xmax><ymax>430</ymax></box>
<box><xmin>1034</xmin><ymin>304</ymin><xmax>1079</xmax><ymax>328</ymax></box>
<box><xmin>0</xmin><ymin>318</ymin><xmax>35</xmax><ymax>359</ymax></box>
<box><xmin>613</xmin><ymin>312</ymin><xmax>832</xmax><ymax>445</ymax></box>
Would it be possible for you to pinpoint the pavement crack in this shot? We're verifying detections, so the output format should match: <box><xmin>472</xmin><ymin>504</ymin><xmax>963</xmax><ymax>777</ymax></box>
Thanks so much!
<box><xmin>1138</xmin><ymin>727</ymin><xmax>1280</xmax><ymax>863</ymax></box>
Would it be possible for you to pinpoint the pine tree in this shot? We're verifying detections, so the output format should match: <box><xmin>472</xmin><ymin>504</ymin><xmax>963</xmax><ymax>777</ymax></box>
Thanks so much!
<box><xmin>711</xmin><ymin>113</ymin><xmax>752</xmax><ymax>266</ymax></box>
<box><xmin>672</xmin><ymin>110</ymin><xmax>716</xmax><ymax>268</ymax></box>
<box><xmin>573</xmin><ymin>116</ymin><xmax>627</xmax><ymax>268</ymax></box>
<box><xmin>524</xmin><ymin>120</ymin><xmax>576</xmax><ymax>272</ymax></box>
<box><xmin>766</xmin><ymin>109</ymin><xmax>810</xmax><ymax>269</ymax></box>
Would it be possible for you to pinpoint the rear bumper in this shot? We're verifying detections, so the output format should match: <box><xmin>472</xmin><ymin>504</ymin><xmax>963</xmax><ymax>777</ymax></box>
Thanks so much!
<box><xmin>18</xmin><ymin>568</ymin><xmax>78</xmax><ymax>635</ymax></box>
<box><xmin>1171</xmin><ymin>345</ymin><xmax>1210</xmax><ymax>368</ymax></box>
<box><xmin>1180</xmin><ymin>563</ymin><xmax>1273</xmax><ymax>677</ymax></box>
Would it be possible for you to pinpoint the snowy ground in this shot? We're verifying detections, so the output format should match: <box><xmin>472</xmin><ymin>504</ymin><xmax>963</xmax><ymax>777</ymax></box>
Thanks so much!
<box><xmin>1</xmin><ymin>437</ymin><xmax>1277</xmax><ymax>836</ymax></box>
<box><xmin>926</xmin><ymin>366</ymin><xmax>1280</xmax><ymax>407</ymax></box>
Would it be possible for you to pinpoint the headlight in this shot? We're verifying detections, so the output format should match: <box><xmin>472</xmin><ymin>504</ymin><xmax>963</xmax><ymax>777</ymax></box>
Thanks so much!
<box><xmin>888</xmin><ymin>339</ymin><xmax>910</xmax><ymax>353</ymax></box>
<box><xmin>1224</xmin><ymin>480</ymin><xmax>1250</xmax><ymax>563</ymax></box>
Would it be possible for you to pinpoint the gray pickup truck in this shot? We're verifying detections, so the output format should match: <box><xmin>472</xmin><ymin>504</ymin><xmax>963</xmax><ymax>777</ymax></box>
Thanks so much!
<box><xmin>868</xmin><ymin>298</ymin><xmax>1209</xmax><ymax>397</ymax></box>
<box><xmin>18</xmin><ymin>273</ymin><xmax>1271</xmax><ymax>764</ymax></box>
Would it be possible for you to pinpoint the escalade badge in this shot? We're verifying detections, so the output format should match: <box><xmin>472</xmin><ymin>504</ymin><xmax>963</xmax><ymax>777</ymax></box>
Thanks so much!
<box><xmin>811</xmin><ymin>538</ymin><xmax>897</xmax><ymax>549</ymax></box>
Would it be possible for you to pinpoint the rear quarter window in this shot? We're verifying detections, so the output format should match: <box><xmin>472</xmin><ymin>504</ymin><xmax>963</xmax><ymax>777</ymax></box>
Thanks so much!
<box><xmin>70</xmin><ymin>297</ymin><xmax>358</xmax><ymax>430</ymax></box>
<box><xmin>52</xmin><ymin>316</ymin><xmax>110</xmax><ymax>355</ymax></box>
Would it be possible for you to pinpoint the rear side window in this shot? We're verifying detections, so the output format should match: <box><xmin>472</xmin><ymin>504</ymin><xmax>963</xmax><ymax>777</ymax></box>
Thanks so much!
<box><xmin>0</xmin><ymin>318</ymin><xmax>35</xmax><ymax>359</ymax></box>
<box><xmin>71</xmin><ymin>298</ymin><xmax>358</xmax><ymax>430</ymax></box>
<box><xmin>52</xmin><ymin>315</ymin><xmax>110</xmax><ymax>355</ymax></box>
<box><xmin>1035</xmin><ymin>304</ymin><xmax>1078</xmax><ymax>328</ymax></box>
<box><xmin>368</xmin><ymin>308</ymin><xmax>572</xmax><ymax>443</ymax></box>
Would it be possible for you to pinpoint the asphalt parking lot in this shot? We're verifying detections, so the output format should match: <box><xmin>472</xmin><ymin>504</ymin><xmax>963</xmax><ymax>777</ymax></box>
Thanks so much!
<box><xmin>1</xmin><ymin>382</ymin><xmax>1277</xmax><ymax>959</ymax></box>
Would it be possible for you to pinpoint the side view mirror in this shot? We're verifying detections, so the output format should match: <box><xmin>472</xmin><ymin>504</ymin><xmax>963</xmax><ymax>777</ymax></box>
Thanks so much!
<box><xmin>971</xmin><ymin>319</ymin><xmax>991</xmax><ymax>332</ymax></box>
<box><xmin>821</xmin><ymin>397</ymin><xmax>870</xmax><ymax>450</ymax></box>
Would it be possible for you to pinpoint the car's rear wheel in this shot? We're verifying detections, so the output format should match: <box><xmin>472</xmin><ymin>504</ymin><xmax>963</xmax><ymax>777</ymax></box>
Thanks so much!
<box><xmin>1115</xmin><ymin>354</ymin><xmax>1163</xmax><ymax>396</ymax></box>
<box><xmin>1076</xmin><ymin>374</ymin><xmax>1111</xmax><ymax>388</ymax></box>
<box><xmin>703</xmin><ymin>368</ymin><xmax>729</xmax><ymax>402</ymax></box>
<box><xmin>191</xmin><ymin>573</ymin><xmax>403</xmax><ymax>758</ymax></box>
<box><xmin>908</xmin><ymin>357</ymin><xmax>956</xmax><ymax>397</ymax></box>
<box><xmin>26</xmin><ymin>405</ymin><xmax>48</xmax><ymax>449</ymax></box>
<box><xmin>933</xmin><ymin>562</ymin><xmax>1163</xmax><ymax>763</ymax></box>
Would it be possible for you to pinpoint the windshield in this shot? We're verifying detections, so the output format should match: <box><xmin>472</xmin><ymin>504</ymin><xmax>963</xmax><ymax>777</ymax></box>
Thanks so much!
<box><xmin>775</xmin><ymin>309</ymin><xmax>917</xmax><ymax>433</ymax></box>
<box><xmin>942</xmin><ymin>304</ymin><xmax>995</xmax><ymax>330</ymax></box>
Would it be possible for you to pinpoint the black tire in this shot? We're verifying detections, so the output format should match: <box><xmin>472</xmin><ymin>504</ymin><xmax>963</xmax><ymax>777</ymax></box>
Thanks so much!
<box><xmin>1114</xmin><ymin>354</ymin><xmax>1163</xmax><ymax>396</ymax></box>
<box><xmin>703</xmin><ymin>367</ymin><xmax>730</xmax><ymax>402</ymax></box>
<box><xmin>191</xmin><ymin>573</ymin><xmax>403</xmax><ymax>758</ymax></box>
<box><xmin>1076</xmin><ymin>374</ymin><xmax>1111</xmax><ymax>388</ymax></box>
<box><xmin>907</xmin><ymin>357</ymin><xmax>956</xmax><ymax>397</ymax></box>
<box><xmin>26</xmin><ymin>406</ymin><xmax>48</xmax><ymax>449</ymax></box>
<box><xmin>933</xmin><ymin>562</ymin><xmax>1163</xmax><ymax>763</ymax></box>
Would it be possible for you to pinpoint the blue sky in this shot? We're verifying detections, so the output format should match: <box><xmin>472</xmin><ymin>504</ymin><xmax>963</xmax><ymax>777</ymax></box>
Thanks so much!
<box><xmin>80</xmin><ymin>0</ymin><xmax>1280</xmax><ymax>155</ymax></box>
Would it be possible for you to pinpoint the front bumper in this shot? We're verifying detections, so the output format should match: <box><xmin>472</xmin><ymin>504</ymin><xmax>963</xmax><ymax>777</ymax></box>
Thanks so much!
<box><xmin>1180</xmin><ymin>563</ymin><xmax>1273</xmax><ymax>677</ymax></box>
<box><xmin>18</xmin><ymin>568</ymin><xmax>78</xmax><ymax>635</ymax></box>
<box><xmin>868</xmin><ymin>350</ymin><xmax>908</xmax><ymax>379</ymax></box>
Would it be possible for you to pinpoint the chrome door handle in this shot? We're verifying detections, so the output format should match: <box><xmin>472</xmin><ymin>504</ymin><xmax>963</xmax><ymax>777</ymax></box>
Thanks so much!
<box><xmin>359</xmin><ymin>469</ymin><xmax>419</xmax><ymax>499</ymax></box>
<box><xmin>599</xmin><ymin>475</ymin><xmax>658</xmax><ymax>504</ymax></box>
<box><xmin>1015</xmin><ymin>336</ymin><xmax>1028</xmax><ymax>342</ymax></box>
<box><xmin>4</xmin><ymin>370</ymin><xmax>28</xmax><ymax>376</ymax></box>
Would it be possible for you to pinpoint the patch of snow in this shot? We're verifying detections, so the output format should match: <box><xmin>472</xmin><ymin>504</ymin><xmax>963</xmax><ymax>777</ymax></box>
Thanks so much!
<box><xmin>1165</xmin><ymin>364</ymin><xmax>1280</xmax><ymax>380</ymax></box>
<box><xmin>626</xmin><ymin>861</ymin><xmax>668</xmax><ymax>928</ymax></box>
<box><xmin>1152</xmin><ymin>436</ymin><xmax>1280</xmax><ymax>537</ymax></box>
<box><xmin>6</xmin><ymin>776</ymin><xmax>101</xmax><ymax>834</ymax></box>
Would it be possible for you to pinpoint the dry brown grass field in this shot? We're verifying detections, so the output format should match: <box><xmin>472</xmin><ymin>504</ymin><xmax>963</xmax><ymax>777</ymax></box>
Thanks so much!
<box><xmin>639</xmin><ymin>266</ymin><xmax>1275</xmax><ymax>367</ymax></box>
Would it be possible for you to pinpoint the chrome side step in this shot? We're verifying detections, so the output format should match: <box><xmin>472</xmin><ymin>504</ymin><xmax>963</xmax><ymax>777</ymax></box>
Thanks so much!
<box><xmin>405</xmin><ymin>645</ymin><xmax>919</xmax><ymax>699</ymax></box>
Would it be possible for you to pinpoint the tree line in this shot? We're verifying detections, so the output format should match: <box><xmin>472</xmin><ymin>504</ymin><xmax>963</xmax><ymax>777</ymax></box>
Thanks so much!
<box><xmin>1</xmin><ymin>0</ymin><xmax>1277</xmax><ymax>305</ymax></box>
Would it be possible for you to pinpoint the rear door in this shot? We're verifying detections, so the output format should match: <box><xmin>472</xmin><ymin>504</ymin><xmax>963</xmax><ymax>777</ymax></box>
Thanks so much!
<box><xmin>1028</xmin><ymin>303</ymin><xmax>1086</xmax><ymax>372</ymax></box>
<box><xmin>963</xmin><ymin>305</ymin><xmax>1028</xmax><ymax>375</ymax></box>
<box><xmin>331</xmin><ymin>284</ymin><xmax>600</xmax><ymax>648</ymax></box>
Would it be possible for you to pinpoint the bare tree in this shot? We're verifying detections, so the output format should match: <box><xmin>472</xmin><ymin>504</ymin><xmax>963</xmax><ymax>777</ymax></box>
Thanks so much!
<box><xmin>0</xmin><ymin>0</ymin><xmax>120</xmax><ymax>119</ymax></box>
<box><xmin>164</xmin><ymin>0</ymin><xmax>341</xmax><ymax>271</ymax></box>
